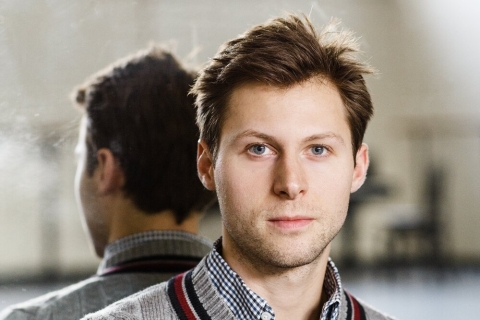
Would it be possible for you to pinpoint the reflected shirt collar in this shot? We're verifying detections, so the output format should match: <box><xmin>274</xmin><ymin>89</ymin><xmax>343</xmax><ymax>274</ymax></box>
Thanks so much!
<box><xmin>97</xmin><ymin>230</ymin><xmax>212</xmax><ymax>274</ymax></box>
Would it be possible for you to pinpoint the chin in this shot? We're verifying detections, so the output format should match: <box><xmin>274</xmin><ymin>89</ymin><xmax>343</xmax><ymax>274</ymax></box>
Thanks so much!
<box><xmin>287</xmin><ymin>248</ymin><xmax>324</xmax><ymax>265</ymax></box>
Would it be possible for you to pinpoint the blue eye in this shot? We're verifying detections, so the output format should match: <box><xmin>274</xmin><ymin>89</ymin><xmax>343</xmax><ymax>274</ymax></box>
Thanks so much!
<box><xmin>312</xmin><ymin>146</ymin><xmax>326</xmax><ymax>155</ymax></box>
<box><xmin>250</xmin><ymin>144</ymin><xmax>267</xmax><ymax>155</ymax></box>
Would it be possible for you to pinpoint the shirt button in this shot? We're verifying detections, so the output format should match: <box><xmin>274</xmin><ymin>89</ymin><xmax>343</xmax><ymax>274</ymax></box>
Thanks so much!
<box><xmin>261</xmin><ymin>312</ymin><xmax>272</xmax><ymax>320</ymax></box>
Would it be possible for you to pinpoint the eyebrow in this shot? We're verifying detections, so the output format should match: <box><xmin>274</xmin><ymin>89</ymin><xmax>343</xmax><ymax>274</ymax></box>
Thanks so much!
<box><xmin>232</xmin><ymin>130</ymin><xmax>345</xmax><ymax>146</ymax></box>
<box><xmin>303</xmin><ymin>133</ymin><xmax>345</xmax><ymax>145</ymax></box>
<box><xmin>233</xmin><ymin>130</ymin><xmax>274</xmax><ymax>143</ymax></box>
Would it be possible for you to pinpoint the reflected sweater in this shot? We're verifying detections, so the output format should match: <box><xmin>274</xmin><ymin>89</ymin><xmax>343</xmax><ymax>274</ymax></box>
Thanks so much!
<box><xmin>0</xmin><ymin>231</ymin><xmax>212</xmax><ymax>320</ymax></box>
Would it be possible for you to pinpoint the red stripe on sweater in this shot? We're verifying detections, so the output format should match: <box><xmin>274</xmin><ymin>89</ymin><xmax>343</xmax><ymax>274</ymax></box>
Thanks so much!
<box><xmin>347</xmin><ymin>292</ymin><xmax>364</xmax><ymax>320</ymax></box>
<box><xmin>173</xmin><ymin>274</ymin><xmax>197</xmax><ymax>320</ymax></box>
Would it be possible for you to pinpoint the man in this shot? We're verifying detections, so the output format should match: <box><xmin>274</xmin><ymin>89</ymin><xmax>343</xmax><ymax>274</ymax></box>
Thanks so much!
<box><xmin>0</xmin><ymin>47</ymin><xmax>215</xmax><ymax>320</ymax></box>
<box><xmin>82</xmin><ymin>14</ymin><xmax>395</xmax><ymax>320</ymax></box>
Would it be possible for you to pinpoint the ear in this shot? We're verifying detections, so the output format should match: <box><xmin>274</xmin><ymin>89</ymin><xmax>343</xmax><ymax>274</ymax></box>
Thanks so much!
<box><xmin>197</xmin><ymin>140</ymin><xmax>216</xmax><ymax>190</ymax></box>
<box><xmin>94</xmin><ymin>148</ymin><xmax>125</xmax><ymax>195</ymax></box>
<box><xmin>351</xmin><ymin>143</ymin><xmax>369</xmax><ymax>193</ymax></box>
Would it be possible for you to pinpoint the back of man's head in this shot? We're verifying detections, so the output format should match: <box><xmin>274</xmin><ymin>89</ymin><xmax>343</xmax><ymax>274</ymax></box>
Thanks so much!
<box><xmin>73</xmin><ymin>47</ymin><xmax>214</xmax><ymax>224</ymax></box>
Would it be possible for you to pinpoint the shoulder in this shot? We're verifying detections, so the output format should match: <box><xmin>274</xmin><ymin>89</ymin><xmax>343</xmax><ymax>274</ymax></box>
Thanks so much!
<box><xmin>0</xmin><ymin>277</ymin><xmax>103</xmax><ymax>320</ymax></box>
<box><xmin>360</xmin><ymin>301</ymin><xmax>397</xmax><ymax>320</ymax></box>
<box><xmin>81</xmin><ymin>281</ymin><xmax>175</xmax><ymax>320</ymax></box>
<box><xmin>0</xmin><ymin>279</ymin><xmax>88</xmax><ymax>320</ymax></box>
<box><xmin>342</xmin><ymin>290</ymin><xmax>397</xmax><ymax>320</ymax></box>
<box><xmin>0</xmin><ymin>274</ymin><xmax>172</xmax><ymax>320</ymax></box>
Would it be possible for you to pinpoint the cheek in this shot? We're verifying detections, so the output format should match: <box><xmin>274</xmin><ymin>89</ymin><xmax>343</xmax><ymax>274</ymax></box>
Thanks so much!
<box><xmin>312</xmin><ymin>165</ymin><xmax>353</xmax><ymax>204</ymax></box>
<box><xmin>215</xmin><ymin>167</ymin><xmax>241</xmax><ymax>210</ymax></box>
<box><xmin>331</xmin><ymin>172</ymin><xmax>354</xmax><ymax>197</ymax></box>
<box><xmin>214</xmin><ymin>163</ymin><xmax>261</xmax><ymax>215</ymax></box>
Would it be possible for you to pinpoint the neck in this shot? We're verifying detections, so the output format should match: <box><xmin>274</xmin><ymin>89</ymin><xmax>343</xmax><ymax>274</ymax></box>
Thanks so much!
<box><xmin>222</xmin><ymin>237</ymin><xmax>331</xmax><ymax>320</ymax></box>
<box><xmin>106</xmin><ymin>196</ymin><xmax>201</xmax><ymax>244</ymax></box>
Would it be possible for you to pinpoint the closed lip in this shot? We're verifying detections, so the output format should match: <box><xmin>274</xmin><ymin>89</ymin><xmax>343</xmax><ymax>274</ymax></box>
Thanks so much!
<box><xmin>268</xmin><ymin>216</ymin><xmax>314</xmax><ymax>221</ymax></box>
<box><xmin>267</xmin><ymin>216</ymin><xmax>314</xmax><ymax>230</ymax></box>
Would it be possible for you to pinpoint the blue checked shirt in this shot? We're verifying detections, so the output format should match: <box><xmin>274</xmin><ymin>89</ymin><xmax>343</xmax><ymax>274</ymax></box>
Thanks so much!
<box><xmin>206</xmin><ymin>241</ymin><xmax>343</xmax><ymax>320</ymax></box>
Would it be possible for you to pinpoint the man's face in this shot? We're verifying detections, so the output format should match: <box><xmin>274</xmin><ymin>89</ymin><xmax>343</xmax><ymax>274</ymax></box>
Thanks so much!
<box><xmin>74</xmin><ymin>117</ymin><xmax>108</xmax><ymax>257</ymax></box>
<box><xmin>202</xmin><ymin>79</ymin><xmax>368</xmax><ymax>270</ymax></box>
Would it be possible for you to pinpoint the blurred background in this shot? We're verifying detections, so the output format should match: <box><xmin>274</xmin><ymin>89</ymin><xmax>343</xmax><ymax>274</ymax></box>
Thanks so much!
<box><xmin>0</xmin><ymin>0</ymin><xmax>479</xmax><ymax>319</ymax></box>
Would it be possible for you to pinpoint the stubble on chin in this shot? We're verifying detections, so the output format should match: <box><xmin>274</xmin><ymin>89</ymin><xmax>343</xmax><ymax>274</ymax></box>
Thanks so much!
<box><xmin>223</xmin><ymin>202</ymin><xmax>346</xmax><ymax>273</ymax></box>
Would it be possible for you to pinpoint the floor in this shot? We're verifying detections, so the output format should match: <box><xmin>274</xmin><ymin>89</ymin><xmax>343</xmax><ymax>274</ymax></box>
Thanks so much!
<box><xmin>0</xmin><ymin>268</ymin><xmax>478</xmax><ymax>319</ymax></box>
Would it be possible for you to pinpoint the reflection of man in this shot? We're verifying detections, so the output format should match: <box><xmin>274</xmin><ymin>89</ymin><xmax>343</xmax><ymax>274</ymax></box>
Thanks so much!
<box><xmin>83</xmin><ymin>15</ymin><xmax>395</xmax><ymax>320</ymax></box>
<box><xmin>0</xmin><ymin>47</ymin><xmax>215</xmax><ymax>320</ymax></box>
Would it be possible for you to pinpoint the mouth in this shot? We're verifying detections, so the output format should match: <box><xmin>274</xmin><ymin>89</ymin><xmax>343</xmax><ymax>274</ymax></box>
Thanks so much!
<box><xmin>267</xmin><ymin>216</ymin><xmax>314</xmax><ymax>231</ymax></box>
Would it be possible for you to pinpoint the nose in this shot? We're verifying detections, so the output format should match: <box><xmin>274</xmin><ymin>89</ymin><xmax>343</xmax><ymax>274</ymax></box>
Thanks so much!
<box><xmin>273</xmin><ymin>154</ymin><xmax>307</xmax><ymax>199</ymax></box>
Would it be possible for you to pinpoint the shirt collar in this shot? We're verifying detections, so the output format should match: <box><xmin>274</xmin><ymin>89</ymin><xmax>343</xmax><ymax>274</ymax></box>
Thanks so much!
<box><xmin>321</xmin><ymin>258</ymin><xmax>342</xmax><ymax>320</ymax></box>
<box><xmin>206</xmin><ymin>239</ymin><xmax>343</xmax><ymax>320</ymax></box>
<box><xmin>206</xmin><ymin>240</ymin><xmax>274</xmax><ymax>320</ymax></box>
<box><xmin>97</xmin><ymin>230</ymin><xmax>212</xmax><ymax>274</ymax></box>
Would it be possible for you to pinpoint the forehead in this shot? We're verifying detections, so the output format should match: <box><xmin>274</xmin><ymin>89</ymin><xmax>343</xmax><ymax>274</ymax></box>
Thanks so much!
<box><xmin>226</xmin><ymin>77</ymin><xmax>345</xmax><ymax>114</ymax></box>
<box><xmin>220</xmin><ymin>79</ymin><xmax>350</xmax><ymax>145</ymax></box>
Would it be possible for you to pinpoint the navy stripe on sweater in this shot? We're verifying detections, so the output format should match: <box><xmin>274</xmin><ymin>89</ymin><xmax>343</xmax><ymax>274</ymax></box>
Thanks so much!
<box><xmin>167</xmin><ymin>275</ymin><xmax>190</xmax><ymax>320</ymax></box>
<box><xmin>345</xmin><ymin>290</ymin><xmax>367</xmax><ymax>320</ymax></box>
<box><xmin>184</xmin><ymin>270</ymin><xmax>211</xmax><ymax>319</ymax></box>
<box><xmin>167</xmin><ymin>270</ymin><xmax>212</xmax><ymax>320</ymax></box>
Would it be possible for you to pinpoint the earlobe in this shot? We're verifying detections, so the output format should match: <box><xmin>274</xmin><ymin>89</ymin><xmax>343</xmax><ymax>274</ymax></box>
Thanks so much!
<box><xmin>95</xmin><ymin>149</ymin><xmax>125</xmax><ymax>194</ymax></box>
<box><xmin>351</xmin><ymin>143</ymin><xmax>369</xmax><ymax>193</ymax></box>
<box><xmin>197</xmin><ymin>141</ymin><xmax>216</xmax><ymax>191</ymax></box>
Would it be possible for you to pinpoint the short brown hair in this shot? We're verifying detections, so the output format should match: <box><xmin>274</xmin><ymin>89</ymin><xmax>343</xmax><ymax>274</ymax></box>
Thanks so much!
<box><xmin>192</xmin><ymin>14</ymin><xmax>374</xmax><ymax>161</ymax></box>
<box><xmin>73</xmin><ymin>47</ymin><xmax>215</xmax><ymax>223</ymax></box>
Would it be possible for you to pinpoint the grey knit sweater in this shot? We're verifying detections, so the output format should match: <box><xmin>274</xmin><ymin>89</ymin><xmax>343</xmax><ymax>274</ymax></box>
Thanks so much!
<box><xmin>81</xmin><ymin>257</ymin><xmax>396</xmax><ymax>320</ymax></box>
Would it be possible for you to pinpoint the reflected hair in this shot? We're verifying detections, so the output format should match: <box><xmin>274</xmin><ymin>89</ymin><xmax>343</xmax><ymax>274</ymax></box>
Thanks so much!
<box><xmin>73</xmin><ymin>46</ymin><xmax>215</xmax><ymax>223</ymax></box>
<box><xmin>191</xmin><ymin>14</ymin><xmax>374</xmax><ymax>162</ymax></box>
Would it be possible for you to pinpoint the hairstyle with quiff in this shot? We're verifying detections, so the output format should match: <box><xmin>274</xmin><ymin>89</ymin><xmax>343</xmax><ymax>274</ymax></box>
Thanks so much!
<box><xmin>73</xmin><ymin>46</ymin><xmax>215</xmax><ymax>223</ymax></box>
<box><xmin>191</xmin><ymin>14</ymin><xmax>374</xmax><ymax>161</ymax></box>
